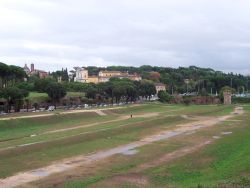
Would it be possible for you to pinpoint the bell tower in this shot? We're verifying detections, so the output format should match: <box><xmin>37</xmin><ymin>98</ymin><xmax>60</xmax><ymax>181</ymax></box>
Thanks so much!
<box><xmin>31</xmin><ymin>63</ymin><xmax>35</xmax><ymax>72</ymax></box>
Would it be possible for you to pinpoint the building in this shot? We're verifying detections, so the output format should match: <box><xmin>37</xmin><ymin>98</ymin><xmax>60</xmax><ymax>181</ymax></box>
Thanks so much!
<box><xmin>121</xmin><ymin>73</ymin><xmax>141</xmax><ymax>81</ymax></box>
<box><xmin>88</xmin><ymin>76</ymin><xmax>99</xmax><ymax>84</ymax></box>
<box><xmin>31</xmin><ymin>69</ymin><xmax>48</xmax><ymax>79</ymax></box>
<box><xmin>23</xmin><ymin>64</ymin><xmax>30</xmax><ymax>75</ymax></box>
<box><xmin>23</xmin><ymin>63</ymin><xmax>48</xmax><ymax>78</ymax></box>
<box><xmin>73</xmin><ymin>69</ymin><xmax>141</xmax><ymax>84</ymax></box>
<box><xmin>98</xmin><ymin>71</ymin><xmax>141</xmax><ymax>83</ymax></box>
<box><xmin>155</xmin><ymin>83</ymin><xmax>166</xmax><ymax>94</ymax></box>
<box><xmin>98</xmin><ymin>71</ymin><xmax>121</xmax><ymax>77</ymax></box>
<box><xmin>74</xmin><ymin>67</ymin><xmax>88</xmax><ymax>83</ymax></box>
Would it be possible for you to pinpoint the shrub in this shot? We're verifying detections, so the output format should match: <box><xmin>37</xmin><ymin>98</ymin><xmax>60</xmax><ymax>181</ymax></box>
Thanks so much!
<box><xmin>232</xmin><ymin>97</ymin><xmax>250</xmax><ymax>104</ymax></box>
<box><xmin>183</xmin><ymin>96</ymin><xmax>192</xmax><ymax>105</ymax></box>
<box><xmin>158</xmin><ymin>91</ymin><xmax>172</xmax><ymax>103</ymax></box>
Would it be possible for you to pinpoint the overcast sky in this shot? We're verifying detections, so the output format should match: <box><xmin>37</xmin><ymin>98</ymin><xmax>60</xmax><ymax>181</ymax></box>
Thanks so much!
<box><xmin>0</xmin><ymin>0</ymin><xmax>250</xmax><ymax>74</ymax></box>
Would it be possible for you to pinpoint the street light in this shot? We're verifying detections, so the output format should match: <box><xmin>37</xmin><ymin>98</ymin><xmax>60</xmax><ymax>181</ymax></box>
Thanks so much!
<box><xmin>184</xmin><ymin>79</ymin><xmax>190</xmax><ymax>94</ymax></box>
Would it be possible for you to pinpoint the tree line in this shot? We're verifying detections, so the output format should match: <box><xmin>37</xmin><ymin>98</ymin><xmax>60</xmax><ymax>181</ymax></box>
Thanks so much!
<box><xmin>1</xmin><ymin>61</ymin><xmax>250</xmax><ymax>113</ymax></box>
<box><xmin>84</xmin><ymin>78</ymin><xmax>156</xmax><ymax>104</ymax></box>
<box><xmin>17</xmin><ymin>77</ymin><xmax>156</xmax><ymax>104</ymax></box>
<box><xmin>106</xmin><ymin>65</ymin><xmax>250</xmax><ymax>94</ymax></box>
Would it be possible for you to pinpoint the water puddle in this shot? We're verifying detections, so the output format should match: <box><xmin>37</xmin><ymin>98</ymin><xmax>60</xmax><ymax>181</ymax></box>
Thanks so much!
<box><xmin>31</xmin><ymin>169</ymin><xmax>49</xmax><ymax>177</ymax></box>
<box><xmin>185</xmin><ymin>131</ymin><xmax>196</xmax><ymax>135</ymax></box>
<box><xmin>213</xmin><ymin>136</ymin><xmax>221</xmax><ymax>139</ymax></box>
<box><xmin>122</xmin><ymin>149</ymin><xmax>138</xmax><ymax>156</ymax></box>
<box><xmin>221</xmin><ymin>132</ymin><xmax>232</xmax><ymax>135</ymax></box>
<box><xmin>193</xmin><ymin>124</ymin><xmax>203</xmax><ymax>128</ymax></box>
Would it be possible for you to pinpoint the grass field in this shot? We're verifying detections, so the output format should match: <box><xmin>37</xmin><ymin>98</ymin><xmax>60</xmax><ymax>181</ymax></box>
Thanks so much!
<box><xmin>0</xmin><ymin>103</ymin><xmax>249</xmax><ymax>188</ymax></box>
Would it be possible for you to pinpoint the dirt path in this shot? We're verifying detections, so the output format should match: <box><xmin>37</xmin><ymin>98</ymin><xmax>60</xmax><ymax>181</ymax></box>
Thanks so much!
<box><xmin>95</xmin><ymin>140</ymin><xmax>213</xmax><ymax>187</ymax></box>
<box><xmin>95</xmin><ymin>110</ymin><xmax>107</xmax><ymax>116</ymax></box>
<box><xmin>0</xmin><ymin>112</ymin><xmax>161</xmax><ymax>152</ymax></box>
<box><xmin>0</xmin><ymin>106</ymin><xmax>129</xmax><ymax>121</ymax></box>
<box><xmin>42</xmin><ymin>115</ymin><xmax>128</xmax><ymax>135</ymax></box>
<box><xmin>136</xmin><ymin>140</ymin><xmax>212</xmax><ymax>172</ymax></box>
<box><xmin>0</xmin><ymin>107</ymin><xmax>243</xmax><ymax>188</ymax></box>
<box><xmin>45</xmin><ymin>113</ymin><xmax>160</xmax><ymax>134</ymax></box>
<box><xmin>101</xmin><ymin>107</ymin><xmax>245</xmax><ymax>186</ymax></box>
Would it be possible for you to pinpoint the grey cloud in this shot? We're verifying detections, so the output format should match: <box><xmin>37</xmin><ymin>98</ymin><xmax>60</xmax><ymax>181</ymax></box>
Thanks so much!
<box><xmin>0</xmin><ymin>0</ymin><xmax>250</xmax><ymax>74</ymax></box>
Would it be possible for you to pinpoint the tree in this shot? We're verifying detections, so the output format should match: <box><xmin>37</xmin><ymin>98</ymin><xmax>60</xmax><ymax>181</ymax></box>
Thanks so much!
<box><xmin>138</xmin><ymin>80</ymin><xmax>156</xmax><ymax>100</ymax></box>
<box><xmin>85</xmin><ymin>85</ymin><xmax>98</xmax><ymax>99</ymax></box>
<box><xmin>33</xmin><ymin>103</ymin><xmax>39</xmax><ymax>111</ymax></box>
<box><xmin>219</xmin><ymin>86</ymin><xmax>236</xmax><ymax>102</ymax></box>
<box><xmin>51</xmin><ymin>68</ymin><xmax>69</xmax><ymax>82</ymax></box>
<box><xmin>63</xmin><ymin>82</ymin><xmax>88</xmax><ymax>92</ymax></box>
<box><xmin>15</xmin><ymin>82</ymin><xmax>34</xmax><ymax>91</ymax></box>
<box><xmin>126</xmin><ymin>84</ymin><xmax>138</xmax><ymax>102</ymax></box>
<box><xmin>98</xmin><ymin>82</ymin><xmax>115</xmax><ymax>104</ymax></box>
<box><xmin>113</xmin><ymin>84</ymin><xmax>126</xmax><ymax>103</ymax></box>
<box><xmin>0</xmin><ymin>63</ymin><xmax>26</xmax><ymax>88</ymax></box>
<box><xmin>1</xmin><ymin>87</ymin><xmax>29</xmax><ymax>112</ymax></box>
<box><xmin>158</xmin><ymin>91</ymin><xmax>172</xmax><ymax>103</ymax></box>
<box><xmin>34</xmin><ymin>78</ymin><xmax>55</xmax><ymax>92</ymax></box>
<box><xmin>45</xmin><ymin>83</ymin><xmax>67</xmax><ymax>108</ymax></box>
<box><xmin>0</xmin><ymin>62</ymin><xmax>9</xmax><ymax>88</ymax></box>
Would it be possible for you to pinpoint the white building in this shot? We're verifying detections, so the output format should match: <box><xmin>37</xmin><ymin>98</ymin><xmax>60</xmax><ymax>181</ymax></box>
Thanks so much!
<box><xmin>74</xmin><ymin>67</ymin><xmax>88</xmax><ymax>83</ymax></box>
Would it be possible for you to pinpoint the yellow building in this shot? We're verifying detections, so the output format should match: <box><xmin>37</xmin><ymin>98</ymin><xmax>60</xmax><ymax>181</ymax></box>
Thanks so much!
<box><xmin>88</xmin><ymin>76</ymin><xmax>99</xmax><ymax>84</ymax></box>
<box><xmin>98</xmin><ymin>71</ymin><xmax>141</xmax><ymax>82</ymax></box>
<box><xmin>155</xmin><ymin>83</ymin><xmax>166</xmax><ymax>94</ymax></box>
<box><xmin>98</xmin><ymin>71</ymin><xmax>122</xmax><ymax>77</ymax></box>
<box><xmin>74</xmin><ymin>69</ymin><xmax>141</xmax><ymax>84</ymax></box>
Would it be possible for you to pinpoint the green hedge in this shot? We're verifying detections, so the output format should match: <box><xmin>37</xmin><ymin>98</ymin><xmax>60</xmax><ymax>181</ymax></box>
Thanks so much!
<box><xmin>232</xmin><ymin>97</ymin><xmax>250</xmax><ymax>104</ymax></box>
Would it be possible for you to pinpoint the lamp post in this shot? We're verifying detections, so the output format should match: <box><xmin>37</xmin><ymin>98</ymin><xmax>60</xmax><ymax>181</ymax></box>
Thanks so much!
<box><xmin>184</xmin><ymin>79</ymin><xmax>190</xmax><ymax>94</ymax></box>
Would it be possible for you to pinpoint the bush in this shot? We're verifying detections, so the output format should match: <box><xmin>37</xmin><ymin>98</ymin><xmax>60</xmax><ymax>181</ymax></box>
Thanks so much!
<box><xmin>15</xmin><ymin>82</ymin><xmax>35</xmax><ymax>91</ymax></box>
<box><xmin>62</xmin><ymin>82</ymin><xmax>88</xmax><ymax>92</ymax></box>
<box><xmin>158</xmin><ymin>91</ymin><xmax>172</xmax><ymax>103</ymax></box>
<box><xmin>232</xmin><ymin>97</ymin><xmax>250</xmax><ymax>104</ymax></box>
<box><xmin>45</xmin><ymin>83</ymin><xmax>67</xmax><ymax>108</ymax></box>
<box><xmin>183</xmin><ymin>96</ymin><xmax>192</xmax><ymax>106</ymax></box>
<box><xmin>34</xmin><ymin>78</ymin><xmax>55</xmax><ymax>92</ymax></box>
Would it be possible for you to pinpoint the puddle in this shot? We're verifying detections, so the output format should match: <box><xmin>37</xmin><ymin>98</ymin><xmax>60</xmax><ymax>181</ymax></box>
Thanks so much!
<box><xmin>122</xmin><ymin>149</ymin><xmax>138</xmax><ymax>156</ymax></box>
<box><xmin>54</xmin><ymin>164</ymin><xmax>70</xmax><ymax>171</ymax></box>
<box><xmin>19</xmin><ymin>141</ymin><xmax>42</xmax><ymax>147</ymax></box>
<box><xmin>31</xmin><ymin>169</ymin><xmax>49</xmax><ymax>177</ymax></box>
<box><xmin>149</xmin><ymin>131</ymin><xmax>182</xmax><ymax>142</ymax></box>
<box><xmin>185</xmin><ymin>131</ymin><xmax>196</xmax><ymax>135</ymax></box>
<box><xmin>194</xmin><ymin>124</ymin><xmax>203</xmax><ymax>128</ymax></box>
<box><xmin>213</xmin><ymin>136</ymin><xmax>221</xmax><ymax>139</ymax></box>
<box><xmin>221</xmin><ymin>132</ymin><xmax>232</xmax><ymax>135</ymax></box>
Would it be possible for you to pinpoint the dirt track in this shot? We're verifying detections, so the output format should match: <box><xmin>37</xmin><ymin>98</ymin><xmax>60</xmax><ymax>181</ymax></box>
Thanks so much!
<box><xmin>0</xmin><ymin>107</ymin><xmax>243</xmax><ymax>188</ymax></box>
<box><xmin>0</xmin><ymin>106</ymin><xmax>128</xmax><ymax>121</ymax></box>
<box><xmin>0</xmin><ymin>113</ymin><xmax>161</xmax><ymax>153</ymax></box>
